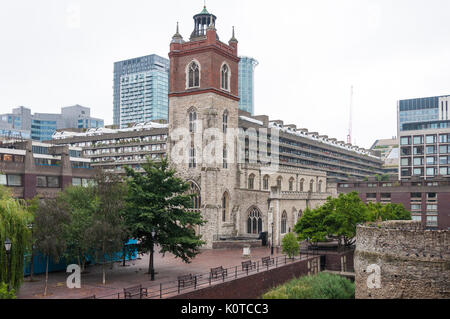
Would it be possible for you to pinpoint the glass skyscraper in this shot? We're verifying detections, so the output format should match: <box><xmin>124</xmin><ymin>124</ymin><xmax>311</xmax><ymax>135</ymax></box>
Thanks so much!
<box><xmin>113</xmin><ymin>54</ymin><xmax>169</xmax><ymax>128</ymax></box>
<box><xmin>238</xmin><ymin>56</ymin><xmax>258</xmax><ymax>115</ymax></box>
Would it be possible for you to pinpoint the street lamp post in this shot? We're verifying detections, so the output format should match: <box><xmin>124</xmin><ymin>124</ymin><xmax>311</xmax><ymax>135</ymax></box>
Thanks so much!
<box><xmin>271</xmin><ymin>222</ymin><xmax>274</xmax><ymax>255</ymax></box>
<box><xmin>150</xmin><ymin>229</ymin><xmax>156</xmax><ymax>281</ymax></box>
<box><xmin>4</xmin><ymin>237</ymin><xmax>12</xmax><ymax>291</ymax></box>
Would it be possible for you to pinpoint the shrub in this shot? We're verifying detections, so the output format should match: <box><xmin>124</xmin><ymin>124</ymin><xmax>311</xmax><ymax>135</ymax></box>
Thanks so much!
<box><xmin>262</xmin><ymin>272</ymin><xmax>354</xmax><ymax>299</ymax></box>
<box><xmin>281</xmin><ymin>233</ymin><xmax>299</xmax><ymax>258</ymax></box>
<box><xmin>0</xmin><ymin>282</ymin><xmax>16</xmax><ymax>299</ymax></box>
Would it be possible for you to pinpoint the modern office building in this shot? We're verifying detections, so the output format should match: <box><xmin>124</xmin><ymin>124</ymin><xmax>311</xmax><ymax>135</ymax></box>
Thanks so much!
<box><xmin>238</xmin><ymin>56</ymin><xmax>258</xmax><ymax>115</ymax></box>
<box><xmin>338</xmin><ymin>177</ymin><xmax>450</xmax><ymax>230</ymax></box>
<box><xmin>0</xmin><ymin>139</ymin><xmax>96</xmax><ymax>199</ymax></box>
<box><xmin>398</xmin><ymin>95</ymin><xmax>450</xmax><ymax>180</ymax></box>
<box><xmin>113</xmin><ymin>54</ymin><xmax>170</xmax><ymax>128</ymax></box>
<box><xmin>0</xmin><ymin>105</ymin><xmax>104</xmax><ymax>141</ymax></box>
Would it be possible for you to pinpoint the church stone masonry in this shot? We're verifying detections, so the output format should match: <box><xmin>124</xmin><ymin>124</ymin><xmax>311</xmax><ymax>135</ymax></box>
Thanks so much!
<box><xmin>168</xmin><ymin>7</ymin><xmax>337</xmax><ymax>248</ymax></box>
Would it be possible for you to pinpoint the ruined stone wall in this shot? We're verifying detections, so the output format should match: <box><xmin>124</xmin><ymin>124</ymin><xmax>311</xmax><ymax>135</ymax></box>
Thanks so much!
<box><xmin>354</xmin><ymin>220</ymin><xmax>449</xmax><ymax>299</ymax></box>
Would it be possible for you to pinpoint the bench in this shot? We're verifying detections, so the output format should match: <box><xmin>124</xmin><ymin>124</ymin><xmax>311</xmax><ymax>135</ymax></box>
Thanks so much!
<box><xmin>210</xmin><ymin>266</ymin><xmax>228</xmax><ymax>279</ymax></box>
<box><xmin>241</xmin><ymin>260</ymin><xmax>256</xmax><ymax>271</ymax></box>
<box><xmin>123</xmin><ymin>284</ymin><xmax>148</xmax><ymax>299</ymax></box>
<box><xmin>177</xmin><ymin>274</ymin><xmax>197</xmax><ymax>289</ymax></box>
<box><xmin>261</xmin><ymin>256</ymin><xmax>274</xmax><ymax>267</ymax></box>
<box><xmin>82</xmin><ymin>295</ymin><xmax>96</xmax><ymax>299</ymax></box>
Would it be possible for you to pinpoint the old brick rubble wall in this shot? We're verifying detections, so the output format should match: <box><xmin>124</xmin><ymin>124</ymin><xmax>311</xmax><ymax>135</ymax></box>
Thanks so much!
<box><xmin>354</xmin><ymin>220</ymin><xmax>449</xmax><ymax>299</ymax></box>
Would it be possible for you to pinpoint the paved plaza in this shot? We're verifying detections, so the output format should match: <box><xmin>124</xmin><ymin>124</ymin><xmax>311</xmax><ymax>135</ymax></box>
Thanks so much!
<box><xmin>17</xmin><ymin>246</ymin><xmax>286</xmax><ymax>299</ymax></box>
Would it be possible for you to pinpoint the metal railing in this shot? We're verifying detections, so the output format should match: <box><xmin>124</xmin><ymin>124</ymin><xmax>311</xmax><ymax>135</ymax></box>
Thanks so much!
<box><xmin>91</xmin><ymin>252</ymin><xmax>320</xmax><ymax>300</ymax></box>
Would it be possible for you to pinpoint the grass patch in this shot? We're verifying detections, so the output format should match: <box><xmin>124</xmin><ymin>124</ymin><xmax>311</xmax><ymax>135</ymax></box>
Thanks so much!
<box><xmin>262</xmin><ymin>272</ymin><xmax>354</xmax><ymax>299</ymax></box>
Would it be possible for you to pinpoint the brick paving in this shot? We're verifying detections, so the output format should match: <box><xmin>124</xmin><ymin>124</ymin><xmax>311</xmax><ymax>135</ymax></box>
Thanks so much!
<box><xmin>17</xmin><ymin>246</ymin><xmax>286</xmax><ymax>299</ymax></box>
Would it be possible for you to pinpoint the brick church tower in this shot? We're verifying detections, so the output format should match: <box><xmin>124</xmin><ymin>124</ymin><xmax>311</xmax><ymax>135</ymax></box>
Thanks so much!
<box><xmin>168</xmin><ymin>6</ymin><xmax>241</xmax><ymax>247</ymax></box>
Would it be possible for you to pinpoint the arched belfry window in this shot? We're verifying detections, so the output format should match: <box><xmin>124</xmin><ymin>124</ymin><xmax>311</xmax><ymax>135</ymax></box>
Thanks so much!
<box><xmin>247</xmin><ymin>207</ymin><xmax>263</xmax><ymax>234</ymax></box>
<box><xmin>187</xmin><ymin>61</ymin><xmax>200</xmax><ymax>88</ymax></box>
<box><xmin>221</xmin><ymin>63</ymin><xmax>230</xmax><ymax>91</ymax></box>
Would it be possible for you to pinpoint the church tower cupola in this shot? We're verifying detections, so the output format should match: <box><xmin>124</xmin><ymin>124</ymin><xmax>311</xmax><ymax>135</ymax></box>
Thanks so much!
<box><xmin>190</xmin><ymin>6</ymin><xmax>218</xmax><ymax>40</ymax></box>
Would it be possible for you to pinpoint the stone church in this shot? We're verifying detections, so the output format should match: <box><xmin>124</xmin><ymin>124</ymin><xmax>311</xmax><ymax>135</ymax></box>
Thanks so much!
<box><xmin>167</xmin><ymin>6</ymin><xmax>337</xmax><ymax>249</ymax></box>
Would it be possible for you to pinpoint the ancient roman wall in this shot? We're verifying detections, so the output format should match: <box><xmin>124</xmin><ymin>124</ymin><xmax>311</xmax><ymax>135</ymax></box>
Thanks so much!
<box><xmin>354</xmin><ymin>220</ymin><xmax>449</xmax><ymax>299</ymax></box>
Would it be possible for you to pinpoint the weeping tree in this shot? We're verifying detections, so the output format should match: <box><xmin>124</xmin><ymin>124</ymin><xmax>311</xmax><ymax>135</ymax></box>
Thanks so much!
<box><xmin>25</xmin><ymin>196</ymin><xmax>40</xmax><ymax>282</ymax></box>
<box><xmin>33</xmin><ymin>197</ymin><xmax>70</xmax><ymax>296</ymax></box>
<box><xmin>0</xmin><ymin>186</ymin><xmax>32</xmax><ymax>291</ymax></box>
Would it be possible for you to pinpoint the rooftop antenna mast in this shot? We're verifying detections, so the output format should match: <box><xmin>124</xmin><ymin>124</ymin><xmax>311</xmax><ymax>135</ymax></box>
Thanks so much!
<box><xmin>347</xmin><ymin>85</ymin><xmax>353</xmax><ymax>145</ymax></box>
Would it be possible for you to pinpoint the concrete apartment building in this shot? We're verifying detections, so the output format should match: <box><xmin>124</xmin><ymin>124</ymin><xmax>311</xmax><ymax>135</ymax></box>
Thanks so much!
<box><xmin>51</xmin><ymin>111</ymin><xmax>384</xmax><ymax>182</ymax></box>
<box><xmin>51</xmin><ymin>122</ymin><xmax>168</xmax><ymax>173</ymax></box>
<box><xmin>0</xmin><ymin>139</ymin><xmax>96</xmax><ymax>199</ymax></box>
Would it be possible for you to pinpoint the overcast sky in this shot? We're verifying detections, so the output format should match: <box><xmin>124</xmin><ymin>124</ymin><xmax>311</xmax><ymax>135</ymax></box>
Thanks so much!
<box><xmin>1</xmin><ymin>0</ymin><xmax>449</xmax><ymax>148</ymax></box>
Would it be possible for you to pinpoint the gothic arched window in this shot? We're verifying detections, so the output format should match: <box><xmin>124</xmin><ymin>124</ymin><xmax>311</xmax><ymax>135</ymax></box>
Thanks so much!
<box><xmin>310</xmin><ymin>179</ymin><xmax>314</xmax><ymax>192</ymax></box>
<box><xmin>221</xmin><ymin>64</ymin><xmax>229</xmax><ymax>91</ymax></box>
<box><xmin>188</xmin><ymin>61</ymin><xmax>200</xmax><ymax>88</ymax></box>
<box><xmin>277</xmin><ymin>176</ymin><xmax>282</xmax><ymax>188</ymax></box>
<box><xmin>189</xmin><ymin>143</ymin><xmax>196</xmax><ymax>168</ymax></box>
<box><xmin>281</xmin><ymin>211</ymin><xmax>287</xmax><ymax>234</ymax></box>
<box><xmin>300</xmin><ymin>178</ymin><xmax>305</xmax><ymax>192</ymax></box>
<box><xmin>222</xmin><ymin>110</ymin><xmax>228</xmax><ymax>133</ymax></box>
<box><xmin>189</xmin><ymin>111</ymin><xmax>197</xmax><ymax>133</ymax></box>
<box><xmin>263</xmin><ymin>175</ymin><xmax>269</xmax><ymax>190</ymax></box>
<box><xmin>188</xmin><ymin>182</ymin><xmax>201</xmax><ymax>212</ymax></box>
<box><xmin>248</xmin><ymin>174</ymin><xmax>255</xmax><ymax>190</ymax></box>
<box><xmin>318</xmin><ymin>180</ymin><xmax>323</xmax><ymax>193</ymax></box>
<box><xmin>289</xmin><ymin>177</ymin><xmax>294</xmax><ymax>191</ymax></box>
<box><xmin>223</xmin><ymin>146</ymin><xmax>228</xmax><ymax>169</ymax></box>
<box><xmin>222</xmin><ymin>192</ymin><xmax>229</xmax><ymax>222</ymax></box>
<box><xmin>247</xmin><ymin>207</ymin><xmax>262</xmax><ymax>234</ymax></box>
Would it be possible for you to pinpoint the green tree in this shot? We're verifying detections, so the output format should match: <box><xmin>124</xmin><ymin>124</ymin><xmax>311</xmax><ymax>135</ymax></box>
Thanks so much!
<box><xmin>25</xmin><ymin>195</ymin><xmax>40</xmax><ymax>282</ymax></box>
<box><xmin>295</xmin><ymin>192</ymin><xmax>412</xmax><ymax>248</ymax></box>
<box><xmin>33</xmin><ymin>197</ymin><xmax>70</xmax><ymax>296</ymax></box>
<box><xmin>124</xmin><ymin>158</ymin><xmax>206</xmax><ymax>279</ymax></box>
<box><xmin>323</xmin><ymin>193</ymin><xmax>369</xmax><ymax>247</ymax></box>
<box><xmin>0</xmin><ymin>186</ymin><xmax>31</xmax><ymax>291</ymax></box>
<box><xmin>294</xmin><ymin>206</ymin><xmax>329</xmax><ymax>244</ymax></box>
<box><xmin>59</xmin><ymin>185</ymin><xmax>98</xmax><ymax>272</ymax></box>
<box><xmin>281</xmin><ymin>233</ymin><xmax>299</xmax><ymax>259</ymax></box>
<box><xmin>87</xmin><ymin>171</ymin><xmax>127</xmax><ymax>285</ymax></box>
<box><xmin>367</xmin><ymin>202</ymin><xmax>411</xmax><ymax>222</ymax></box>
